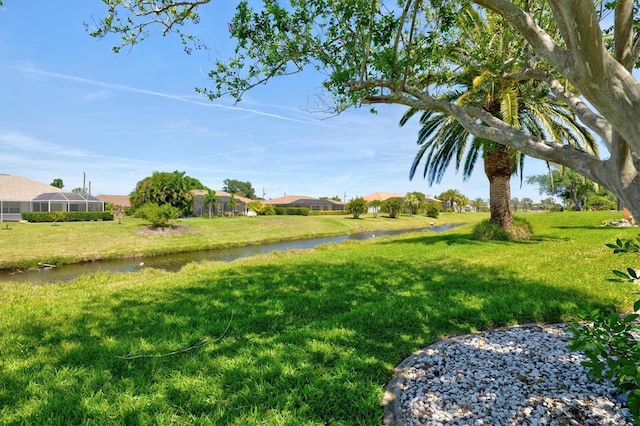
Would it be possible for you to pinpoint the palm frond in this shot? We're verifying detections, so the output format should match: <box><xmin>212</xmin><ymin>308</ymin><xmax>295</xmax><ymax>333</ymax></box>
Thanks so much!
<box><xmin>500</xmin><ymin>88</ymin><xmax>520</xmax><ymax>128</ymax></box>
<box><xmin>399</xmin><ymin>107</ymin><xmax>419</xmax><ymax>127</ymax></box>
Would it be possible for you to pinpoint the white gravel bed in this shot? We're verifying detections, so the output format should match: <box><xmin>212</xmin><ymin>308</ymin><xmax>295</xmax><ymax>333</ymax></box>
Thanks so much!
<box><xmin>382</xmin><ymin>323</ymin><xmax>635</xmax><ymax>425</ymax></box>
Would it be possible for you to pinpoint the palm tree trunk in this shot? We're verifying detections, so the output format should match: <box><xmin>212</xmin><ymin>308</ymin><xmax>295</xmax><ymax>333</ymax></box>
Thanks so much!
<box><xmin>484</xmin><ymin>146</ymin><xmax>513</xmax><ymax>230</ymax></box>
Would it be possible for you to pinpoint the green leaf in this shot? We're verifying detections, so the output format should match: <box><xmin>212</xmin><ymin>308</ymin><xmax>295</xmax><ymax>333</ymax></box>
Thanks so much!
<box><xmin>628</xmin><ymin>390</ymin><xmax>640</xmax><ymax>423</ymax></box>
<box><xmin>628</xmin><ymin>268</ymin><xmax>639</xmax><ymax>279</ymax></box>
<box><xmin>613</xmin><ymin>269</ymin><xmax>630</xmax><ymax>279</ymax></box>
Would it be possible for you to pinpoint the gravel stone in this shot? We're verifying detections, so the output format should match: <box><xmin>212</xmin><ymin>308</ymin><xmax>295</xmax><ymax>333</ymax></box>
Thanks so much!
<box><xmin>382</xmin><ymin>323</ymin><xmax>635</xmax><ymax>425</ymax></box>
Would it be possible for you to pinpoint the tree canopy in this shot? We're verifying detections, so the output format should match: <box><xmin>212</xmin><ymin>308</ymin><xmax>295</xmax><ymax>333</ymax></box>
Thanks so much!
<box><xmin>222</xmin><ymin>178</ymin><xmax>256</xmax><ymax>199</ymax></box>
<box><xmin>527</xmin><ymin>168</ymin><xmax>616</xmax><ymax>211</ymax></box>
<box><xmin>50</xmin><ymin>178</ymin><xmax>64</xmax><ymax>189</ymax></box>
<box><xmin>345</xmin><ymin>196</ymin><xmax>368</xmax><ymax>219</ymax></box>
<box><xmin>92</xmin><ymin>0</ymin><xmax>640</xmax><ymax>220</ymax></box>
<box><xmin>130</xmin><ymin>171</ymin><xmax>206</xmax><ymax>215</ymax></box>
<box><xmin>438</xmin><ymin>189</ymin><xmax>469</xmax><ymax>212</ymax></box>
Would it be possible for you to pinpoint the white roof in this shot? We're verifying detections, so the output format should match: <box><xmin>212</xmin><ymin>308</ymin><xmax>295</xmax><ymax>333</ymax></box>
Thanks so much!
<box><xmin>0</xmin><ymin>174</ymin><xmax>63</xmax><ymax>200</ymax></box>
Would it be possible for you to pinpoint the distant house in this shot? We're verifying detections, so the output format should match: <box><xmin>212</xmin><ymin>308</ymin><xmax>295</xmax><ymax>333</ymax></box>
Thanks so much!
<box><xmin>0</xmin><ymin>174</ymin><xmax>104</xmax><ymax>222</ymax></box>
<box><xmin>96</xmin><ymin>194</ymin><xmax>131</xmax><ymax>208</ymax></box>
<box><xmin>263</xmin><ymin>195</ymin><xmax>345</xmax><ymax>211</ymax></box>
<box><xmin>362</xmin><ymin>192</ymin><xmax>406</xmax><ymax>203</ymax></box>
<box><xmin>363</xmin><ymin>191</ymin><xmax>441</xmax><ymax>204</ymax></box>
<box><xmin>362</xmin><ymin>192</ymin><xmax>405</xmax><ymax>215</ymax></box>
<box><xmin>362</xmin><ymin>191</ymin><xmax>441</xmax><ymax>214</ymax></box>
<box><xmin>191</xmin><ymin>190</ymin><xmax>253</xmax><ymax>216</ymax></box>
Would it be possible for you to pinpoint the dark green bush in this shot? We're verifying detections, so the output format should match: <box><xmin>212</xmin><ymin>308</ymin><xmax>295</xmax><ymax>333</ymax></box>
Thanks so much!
<box><xmin>135</xmin><ymin>203</ymin><xmax>179</xmax><ymax>226</ymax></box>
<box><xmin>345</xmin><ymin>197</ymin><xmax>368</xmax><ymax>219</ymax></box>
<box><xmin>261</xmin><ymin>205</ymin><xmax>276</xmax><ymax>215</ymax></box>
<box><xmin>569</xmin><ymin>235</ymin><xmax>640</xmax><ymax>423</ymax></box>
<box><xmin>21</xmin><ymin>211</ymin><xmax>114</xmax><ymax>222</ymax></box>
<box><xmin>426</xmin><ymin>205</ymin><xmax>440</xmax><ymax>218</ymax></box>
<box><xmin>308</xmin><ymin>210</ymin><xmax>346</xmax><ymax>216</ymax></box>
<box><xmin>273</xmin><ymin>207</ymin><xmax>310</xmax><ymax>216</ymax></box>
<box><xmin>472</xmin><ymin>217</ymin><xmax>533</xmax><ymax>241</ymax></box>
<box><xmin>381</xmin><ymin>198</ymin><xmax>404</xmax><ymax>218</ymax></box>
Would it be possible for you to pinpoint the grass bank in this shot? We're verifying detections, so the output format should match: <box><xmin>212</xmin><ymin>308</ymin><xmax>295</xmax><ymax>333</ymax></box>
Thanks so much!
<box><xmin>0</xmin><ymin>211</ymin><xmax>637</xmax><ymax>424</ymax></box>
<box><xmin>0</xmin><ymin>213</ymin><xmax>476</xmax><ymax>270</ymax></box>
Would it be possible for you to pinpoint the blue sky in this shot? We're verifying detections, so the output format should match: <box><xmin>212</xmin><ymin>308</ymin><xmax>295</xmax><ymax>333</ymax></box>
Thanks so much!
<box><xmin>1</xmin><ymin>1</ymin><xmax>560</xmax><ymax>202</ymax></box>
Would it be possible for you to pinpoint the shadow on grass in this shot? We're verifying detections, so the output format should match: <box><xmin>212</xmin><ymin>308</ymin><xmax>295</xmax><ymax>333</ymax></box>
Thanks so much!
<box><xmin>551</xmin><ymin>225</ymin><xmax>634</xmax><ymax>230</ymax></box>
<box><xmin>1</xmin><ymin>241</ymin><xmax>622</xmax><ymax>425</ymax></box>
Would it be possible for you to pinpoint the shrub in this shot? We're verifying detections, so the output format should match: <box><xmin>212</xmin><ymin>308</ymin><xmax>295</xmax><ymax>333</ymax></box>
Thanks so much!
<box><xmin>382</xmin><ymin>198</ymin><xmax>404</xmax><ymax>218</ymax></box>
<box><xmin>262</xmin><ymin>205</ymin><xmax>276</xmax><ymax>215</ymax></box>
<box><xmin>22</xmin><ymin>211</ymin><xmax>114</xmax><ymax>222</ymax></box>
<box><xmin>135</xmin><ymin>203</ymin><xmax>180</xmax><ymax>227</ymax></box>
<box><xmin>472</xmin><ymin>217</ymin><xmax>534</xmax><ymax>241</ymax></box>
<box><xmin>426</xmin><ymin>204</ymin><xmax>440</xmax><ymax>219</ymax></box>
<box><xmin>568</xmin><ymin>235</ymin><xmax>640</xmax><ymax>423</ymax></box>
<box><xmin>289</xmin><ymin>207</ymin><xmax>309</xmax><ymax>216</ymax></box>
<box><xmin>273</xmin><ymin>207</ymin><xmax>309</xmax><ymax>216</ymax></box>
<box><xmin>248</xmin><ymin>201</ymin><xmax>275</xmax><ymax>216</ymax></box>
<box><xmin>345</xmin><ymin>197</ymin><xmax>368</xmax><ymax>219</ymax></box>
<box><xmin>308</xmin><ymin>210</ymin><xmax>345</xmax><ymax>216</ymax></box>
<box><xmin>110</xmin><ymin>205</ymin><xmax>126</xmax><ymax>224</ymax></box>
<box><xmin>550</xmin><ymin>204</ymin><xmax>564</xmax><ymax>212</ymax></box>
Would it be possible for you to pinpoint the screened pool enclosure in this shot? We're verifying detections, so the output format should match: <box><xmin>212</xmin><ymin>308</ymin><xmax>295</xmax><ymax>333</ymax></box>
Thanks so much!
<box><xmin>30</xmin><ymin>192</ymin><xmax>104</xmax><ymax>213</ymax></box>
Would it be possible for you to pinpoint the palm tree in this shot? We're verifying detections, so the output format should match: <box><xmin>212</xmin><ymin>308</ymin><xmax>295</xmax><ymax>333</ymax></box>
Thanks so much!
<box><xmin>203</xmin><ymin>189</ymin><xmax>218</xmax><ymax>218</ymax></box>
<box><xmin>227</xmin><ymin>194</ymin><xmax>239</xmax><ymax>218</ymax></box>
<box><xmin>369</xmin><ymin>199</ymin><xmax>382</xmax><ymax>218</ymax></box>
<box><xmin>471</xmin><ymin>198</ymin><xmax>486</xmax><ymax>212</ymax></box>
<box><xmin>521</xmin><ymin>198</ymin><xmax>534</xmax><ymax>212</ymax></box>
<box><xmin>400</xmin><ymin>9</ymin><xmax>596</xmax><ymax>231</ymax></box>
<box><xmin>404</xmin><ymin>192</ymin><xmax>424</xmax><ymax>216</ymax></box>
<box><xmin>438</xmin><ymin>189</ymin><xmax>467</xmax><ymax>213</ymax></box>
<box><xmin>382</xmin><ymin>197</ymin><xmax>404</xmax><ymax>218</ymax></box>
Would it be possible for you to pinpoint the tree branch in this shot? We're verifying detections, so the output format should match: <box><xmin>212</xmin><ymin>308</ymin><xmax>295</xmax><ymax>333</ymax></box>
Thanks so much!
<box><xmin>546</xmin><ymin>77</ymin><xmax>613</xmax><ymax>148</ymax></box>
<box><xmin>473</xmin><ymin>0</ymin><xmax>640</xmax><ymax>160</ymax></box>
<box><xmin>355</xmin><ymin>79</ymin><xmax>606</xmax><ymax>184</ymax></box>
<box><xmin>472</xmin><ymin>0</ymin><xmax>571</xmax><ymax>75</ymax></box>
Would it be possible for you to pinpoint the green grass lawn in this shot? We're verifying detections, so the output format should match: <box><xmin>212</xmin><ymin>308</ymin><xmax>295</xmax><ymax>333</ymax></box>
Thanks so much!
<box><xmin>0</xmin><ymin>211</ymin><xmax>637</xmax><ymax>424</ymax></box>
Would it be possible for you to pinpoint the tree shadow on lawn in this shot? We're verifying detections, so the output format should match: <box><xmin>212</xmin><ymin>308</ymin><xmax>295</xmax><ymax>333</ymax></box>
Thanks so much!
<box><xmin>3</xmin><ymin>249</ymin><xmax>622</xmax><ymax>425</ymax></box>
<box><xmin>375</xmin><ymin>230</ymin><xmax>479</xmax><ymax>247</ymax></box>
<box><xmin>376</xmin><ymin>230</ymin><xmax>547</xmax><ymax>247</ymax></box>
<box><xmin>552</xmin><ymin>225</ymin><xmax>638</xmax><ymax>231</ymax></box>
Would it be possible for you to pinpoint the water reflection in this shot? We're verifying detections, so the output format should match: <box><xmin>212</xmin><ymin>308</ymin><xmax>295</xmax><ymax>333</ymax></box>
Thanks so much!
<box><xmin>2</xmin><ymin>224</ymin><xmax>459</xmax><ymax>284</ymax></box>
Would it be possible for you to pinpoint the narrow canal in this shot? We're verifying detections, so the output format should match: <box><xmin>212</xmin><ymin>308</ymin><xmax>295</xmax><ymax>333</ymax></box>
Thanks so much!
<box><xmin>2</xmin><ymin>224</ymin><xmax>460</xmax><ymax>284</ymax></box>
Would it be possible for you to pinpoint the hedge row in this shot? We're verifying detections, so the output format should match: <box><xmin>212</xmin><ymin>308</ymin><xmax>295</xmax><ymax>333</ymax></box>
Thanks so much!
<box><xmin>21</xmin><ymin>212</ymin><xmax>114</xmax><ymax>222</ymax></box>
<box><xmin>273</xmin><ymin>207</ymin><xmax>310</xmax><ymax>216</ymax></box>
<box><xmin>308</xmin><ymin>210</ymin><xmax>346</xmax><ymax>216</ymax></box>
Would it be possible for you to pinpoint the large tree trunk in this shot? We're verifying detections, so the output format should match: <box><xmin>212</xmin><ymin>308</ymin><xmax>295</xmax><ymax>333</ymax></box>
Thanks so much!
<box><xmin>484</xmin><ymin>145</ymin><xmax>513</xmax><ymax>230</ymax></box>
<box><xmin>605</xmin><ymin>166</ymin><xmax>640</xmax><ymax>224</ymax></box>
